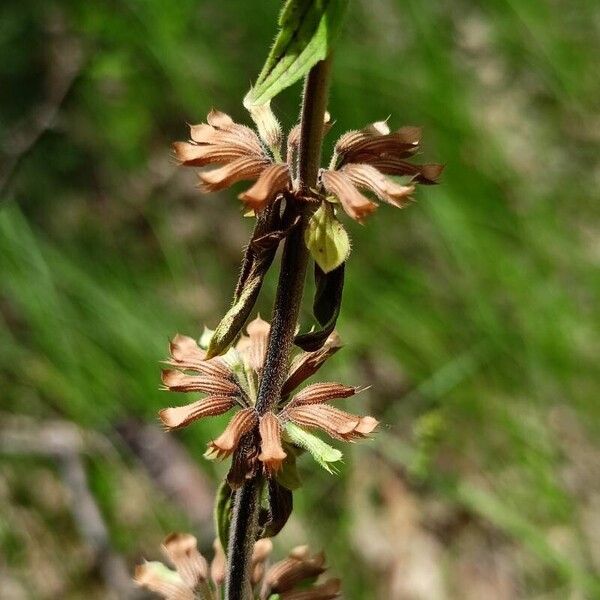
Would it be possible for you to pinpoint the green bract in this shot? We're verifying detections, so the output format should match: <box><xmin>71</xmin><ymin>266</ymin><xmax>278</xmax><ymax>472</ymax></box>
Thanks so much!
<box><xmin>284</xmin><ymin>421</ymin><xmax>343</xmax><ymax>474</ymax></box>
<box><xmin>304</xmin><ymin>202</ymin><xmax>351</xmax><ymax>273</ymax></box>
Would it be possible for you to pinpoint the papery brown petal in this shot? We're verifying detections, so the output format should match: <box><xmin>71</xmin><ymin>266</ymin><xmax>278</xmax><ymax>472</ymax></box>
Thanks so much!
<box><xmin>159</xmin><ymin>396</ymin><xmax>235</xmax><ymax>430</ymax></box>
<box><xmin>412</xmin><ymin>162</ymin><xmax>445</xmax><ymax>184</ymax></box>
<box><xmin>282</xmin><ymin>332</ymin><xmax>342</xmax><ymax>397</ymax></box>
<box><xmin>251</xmin><ymin>538</ymin><xmax>273</xmax><ymax>584</ymax></box>
<box><xmin>362</xmin><ymin>120</ymin><xmax>391</xmax><ymax>136</ymax></box>
<box><xmin>160</xmin><ymin>370</ymin><xmax>240</xmax><ymax>395</ymax></box>
<box><xmin>355</xmin><ymin>415</ymin><xmax>379</xmax><ymax>435</ymax></box>
<box><xmin>208</xmin><ymin>407</ymin><xmax>258</xmax><ymax>457</ymax></box>
<box><xmin>286</xmin><ymin>405</ymin><xmax>370</xmax><ymax>441</ymax></box>
<box><xmin>164</xmin><ymin>357</ymin><xmax>231</xmax><ymax>380</ymax></box>
<box><xmin>210</xmin><ymin>539</ymin><xmax>226</xmax><ymax>587</ymax></box>
<box><xmin>252</xmin><ymin>537</ymin><xmax>274</xmax><ymax>564</ymax></box>
<box><xmin>344</xmin><ymin>127</ymin><xmax>421</xmax><ymax>156</ymax></box>
<box><xmin>206</xmin><ymin>109</ymin><xmax>235</xmax><ymax>129</ymax></box>
<box><xmin>189</xmin><ymin>123</ymin><xmax>216</xmax><ymax>143</ymax></box>
<box><xmin>161</xmin><ymin>533</ymin><xmax>208</xmax><ymax>587</ymax></box>
<box><xmin>167</xmin><ymin>335</ymin><xmax>231</xmax><ymax>378</ymax></box>
<box><xmin>369</xmin><ymin>158</ymin><xmax>444</xmax><ymax>184</ymax></box>
<box><xmin>333</xmin><ymin>130</ymin><xmax>365</xmax><ymax>155</ymax></box>
<box><xmin>198</xmin><ymin>156</ymin><xmax>270</xmax><ymax>193</ymax></box>
<box><xmin>336</xmin><ymin>127</ymin><xmax>421</xmax><ymax>161</ymax></box>
<box><xmin>239</xmin><ymin>163</ymin><xmax>290</xmax><ymax>212</ymax></box>
<box><xmin>290</xmin><ymin>382</ymin><xmax>358</xmax><ymax>407</ymax></box>
<box><xmin>265</xmin><ymin>550</ymin><xmax>326</xmax><ymax>593</ymax></box>
<box><xmin>189</xmin><ymin>121</ymin><xmax>263</xmax><ymax>156</ymax></box>
<box><xmin>321</xmin><ymin>170</ymin><xmax>377</xmax><ymax>223</ymax></box>
<box><xmin>243</xmin><ymin>315</ymin><xmax>271</xmax><ymax>372</ymax></box>
<box><xmin>170</xmin><ymin>334</ymin><xmax>205</xmax><ymax>361</ymax></box>
<box><xmin>280</xmin><ymin>578</ymin><xmax>341</xmax><ymax>600</ymax></box>
<box><xmin>134</xmin><ymin>562</ymin><xmax>194</xmax><ymax>600</ymax></box>
<box><xmin>258</xmin><ymin>412</ymin><xmax>287</xmax><ymax>475</ymax></box>
<box><xmin>289</xmin><ymin>545</ymin><xmax>310</xmax><ymax>560</ymax></box>
<box><xmin>224</xmin><ymin>123</ymin><xmax>265</xmax><ymax>153</ymax></box>
<box><xmin>172</xmin><ymin>141</ymin><xmax>251</xmax><ymax>167</ymax></box>
<box><xmin>341</xmin><ymin>163</ymin><xmax>414</xmax><ymax>208</ymax></box>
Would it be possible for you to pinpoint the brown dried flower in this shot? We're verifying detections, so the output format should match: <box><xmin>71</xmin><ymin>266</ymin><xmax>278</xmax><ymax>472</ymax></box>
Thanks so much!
<box><xmin>173</xmin><ymin>109</ymin><xmax>291</xmax><ymax>213</ymax></box>
<box><xmin>159</xmin><ymin>317</ymin><xmax>376</xmax><ymax>486</ymax></box>
<box><xmin>135</xmin><ymin>534</ymin><xmax>340</xmax><ymax>600</ymax></box>
<box><xmin>174</xmin><ymin>109</ymin><xmax>441</xmax><ymax>226</ymax></box>
<box><xmin>320</xmin><ymin>121</ymin><xmax>443</xmax><ymax>223</ymax></box>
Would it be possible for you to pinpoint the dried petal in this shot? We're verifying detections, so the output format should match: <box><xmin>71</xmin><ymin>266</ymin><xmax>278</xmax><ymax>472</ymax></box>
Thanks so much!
<box><xmin>208</xmin><ymin>407</ymin><xmax>258</xmax><ymax>458</ymax></box>
<box><xmin>251</xmin><ymin>538</ymin><xmax>273</xmax><ymax>584</ymax></box>
<box><xmin>161</xmin><ymin>533</ymin><xmax>208</xmax><ymax>587</ymax></box>
<box><xmin>170</xmin><ymin>334</ymin><xmax>205</xmax><ymax>362</ymax></box>
<box><xmin>236</xmin><ymin>315</ymin><xmax>271</xmax><ymax>372</ymax></box>
<box><xmin>206</xmin><ymin>109</ymin><xmax>235</xmax><ymax>129</ymax></box>
<box><xmin>280</xmin><ymin>578</ymin><xmax>341</xmax><ymax>600</ymax></box>
<box><xmin>188</xmin><ymin>121</ymin><xmax>263</xmax><ymax>156</ymax></box>
<box><xmin>167</xmin><ymin>334</ymin><xmax>231</xmax><ymax>378</ymax></box>
<box><xmin>252</xmin><ymin>537</ymin><xmax>274</xmax><ymax>564</ymax></box>
<box><xmin>290</xmin><ymin>382</ymin><xmax>359</xmax><ymax>407</ymax></box>
<box><xmin>265</xmin><ymin>549</ymin><xmax>326</xmax><ymax>593</ymax></box>
<box><xmin>286</xmin><ymin>404</ymin><xmax>374</xmax><ymax>441</ymax></box>
<box><xmin>189</xmin><ymin>123</ymin><xmax>216</xmax><ymax>144</ymax></box>
<box><xmin>198</xmin><ymin>156</ymin><xmax>269</xmax><ymax>192</ymax></box>
<box><xmin>341</xmin><ymin>163</ymin><xmax>414</xmax><ymax>208</ymax></box>
<box><xmin>172</xmin><ymin>141</ymin><xmax>250</xmax><ymax>167</ymax></box>
<box><xmin>159</xmin><ymin>396</ymin><xmax>235</xmax><ymax>430</ymax></box>
<box><xmin>239</xmin><ymin>163</ymin><xmax>290</xmax><ymax>211</ymax></box>
<box><xmin>362</xmin><ymin>120</ymin><xmax>390</xmax><ymax>136</ymax></box>
<box><xmin>282</xmin><ymin>332</ymin><xmax>342</xmax><ymax>396</ymax></box>
<box><xmin>210</xmin><ymin>539</ymin><xmax>226</xmax><ymax>587</ymax></box>
<box><xmin>134</xmin><ymin>561</ymin><xmax>194</xmax><ymax>600</ymax></box>
<box><xmin>321</xmin><ymin>170</ymin><xmax>377</xmax><ymax>223</ymax></box>
<box><xmin>355</xmin><ymin>415</ymin><xmax>379</xmax><ymax>435</ymax></box>
<box><xmin>335</xmin><ymin>126</ymin><xmax>420</xmax><ymax>162</ymax></box>
<box><xmin>258</xmin><ymin>412</ymin><xmax>287</xmax><ymax>475</ymax></box>
<box><xmin>160</xmin><ymin>370</ymin><xmax>240</xmax><ymax>395</ymax></box>
<box><xmin>368</xmin><ymin>157</ymin><xmax>444</xmax><ymax>184</ymax></box>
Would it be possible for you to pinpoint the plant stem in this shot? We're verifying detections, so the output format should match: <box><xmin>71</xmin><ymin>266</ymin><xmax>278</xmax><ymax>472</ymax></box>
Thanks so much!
<box><xmin>224</xmin><ymin>55</ymin><xmax>333</xmax><ymax>600</ymax></box>
<box><xmin>298</xmin><ymin>54</ymin><xmax>332</xmax><ymax>191</ymax></box>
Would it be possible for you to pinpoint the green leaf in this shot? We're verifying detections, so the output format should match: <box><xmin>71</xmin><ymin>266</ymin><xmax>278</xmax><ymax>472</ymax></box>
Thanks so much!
<box><xmin>304</xmin><ymin>202</ymin><xmax>351</xmax><ymax>273</ymax></box>
<box><xmin>245</xmin><ymin>0</ymin><xmax>349</xmax><ymax>107</ymax></box>
<box><xmin>214</xmin><ymin>480</ymin><xmax>234</xmax><ymax>554</ymax></box>
<box><xmin>284</xmin><ymin>422</ymin><xmax>343</xmax><ymax>473</ymax></box>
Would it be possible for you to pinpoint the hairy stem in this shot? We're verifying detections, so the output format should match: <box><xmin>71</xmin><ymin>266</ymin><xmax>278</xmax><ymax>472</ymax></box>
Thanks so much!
<box><xmin>225</xmin><ymin>55</ymin><xmax>333</xmax><ymax>600</ymax></box>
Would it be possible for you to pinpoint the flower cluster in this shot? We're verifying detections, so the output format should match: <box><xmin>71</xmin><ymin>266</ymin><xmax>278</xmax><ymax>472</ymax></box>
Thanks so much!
<box><xmin>173</xmin><ymin>109</ymin><xmax>442</xmax><ymax>223</ymax></box>
<box><xmin>135</xmin><ymin>532</ymin><xmax>340</xmax><ymax>600</ymax></box>
<box><xmin>173</xmin><ymin>109</ymin><xmax>290</xmax><ymax>213</ymax></box>
<box><xmin>159</xmin><ymin>316</ymin><xmax>377</xmax><ymax>487</ymax></box>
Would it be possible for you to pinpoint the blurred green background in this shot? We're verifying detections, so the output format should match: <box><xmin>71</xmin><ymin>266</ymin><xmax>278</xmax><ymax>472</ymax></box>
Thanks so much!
<box><xmin>1</xmin><ymin>1</ymin><xmax>599</xmax><ymax>598</ymax></box>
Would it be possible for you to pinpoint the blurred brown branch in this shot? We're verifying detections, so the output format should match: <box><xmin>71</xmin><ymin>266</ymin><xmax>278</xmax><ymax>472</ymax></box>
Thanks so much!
<box><xmin>0</xmin><ymin>415</ymin><xmax>141</xmax><ymax>598</ymax></box>
<box><xmin>0</xmin><ymin>9</ymin><xmax>84</xmax><ymax>196</ymax></box>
